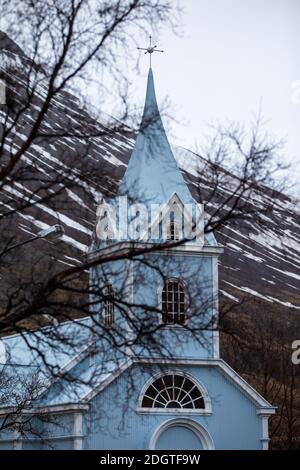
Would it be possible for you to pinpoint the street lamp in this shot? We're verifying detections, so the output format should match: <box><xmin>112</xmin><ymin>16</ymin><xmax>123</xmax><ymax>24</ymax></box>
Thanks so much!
<box><xmin>5</xmin><ymin>224</ymin><xmax>65</xmax><ymax>254</ymax></box>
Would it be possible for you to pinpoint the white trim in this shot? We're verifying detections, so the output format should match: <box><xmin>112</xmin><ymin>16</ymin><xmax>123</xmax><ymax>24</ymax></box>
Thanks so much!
<box><xmin>33</xmin><ymin>343</ymin><xmax>95</xmax><ymax>401</ymax></box>
<box><xmin>215</xmin><ymin>360</ymin><xmax>276</xmax><ymax>411</ymax></box>
<box><xmin>149</xmin><ymin>418</ymin><xmax>214</xmax><ymax>450</ymax></box>
<box><xmin>15</xmin><ymin>434</ymin><xmax>84</xmax><ymax>442</ymax></box>
<box><xmin>257</xmin><ymin>408</ymin><xmax>276</xmax><ymax>451</ymax></box>
<box><xmin>137</xmin><ymin>408</ymin><xmax>211</xmax><ymax>416</ymax></box>
<box><xmin>140</xmin><ymin>192</ymin><xmax>182</xmax><ymax>242</ymax></box>
<box><xmin>13</xmin><ymin>429</ymin><xmax>22</xmax><ymax>450</ymax></box>
<box><xmin>82</xmin><ymin>358</ymin><xmax>133</xmax><ymax>402</ymax></box>
<box><xmin>259</xmin><ymin>415</ymin><xmax>271</xmax><ymax>450</ymax></box>
<box><xmin>102</xmin><ymin>283</ymin><xmax>115</xmax><ymax>327</ymax></box>
<box><xmin>212</xmin><ymin>256</ymin><xmax>220</xmax><ymax>359</ymax></box>
<box><xmin>73</xmin><ymin>412</ymin><xmax>84</xmax><ymax>450</ymax></box>
<box><xmin>213</xmin><ymin>331</ymin><xmax>220</xmax><ymax>359</ymax></box>
<box><xmin>157</xmin><ymin>277</ymin><xmax>189</xmax><ymax>327</ymax></box>
<box><xmin>133</xmin><ymin>357</ymin><xmax>276</xmax><ymax>411</ymax></box>
<box><xmin>1</xmin><ymin>357</ymin><xmax>273</xmax><ymax>415</ymax></box>
<box><xmin>29</xmin><ymin>404</ymin><xmax>89</xmax><ymax>414</ymax></box>
<box><xmin>127</xmin><ymin>258</ymin><xmax>134</xmax><ymax>304</ymax></box>
<box><xmin>86</xmin><ymin>241</ymin><xmax>224</xmax><ymax>263</ymax></box>
<box><xmin>139</xmin><ymin>192</ymin><xmax>204</xmax><ymax>247</ymax></box>
<box><xmin>261</xmin><ymin>416</ymin><xmax>270</xmax><ymax>450</ymax></box>
<box><xmin>257</xmin><ymin>408</ymin><xmax>276</xmax><ymax>416</ymax></box>
<box><xmin>156</xmin><ymin>246</ymin><xmax>223</xmax><ymax>255</ymax></box>
<box><xmin>137</xmin><ymin>369</ymin><xmax>212</xmax><ymax>414</ymax></box>
<box><xmin>0</xmin><ymin>404</ymin><xmax>89</xmax><ymax>417</ymax></box>
<box><xmin>21</xmin><ymin>357</ymin><xmax>274</xmax><ymax>413</ymax></box>
<box><xmin>124</xmin><ymin>258</ymin><xmax>134</xmax><ymax>357</ymax></box>
<box><xmin>81</xmin><ymin>357</ymin><xmax>275</xmax><ymax>411</ymax></box>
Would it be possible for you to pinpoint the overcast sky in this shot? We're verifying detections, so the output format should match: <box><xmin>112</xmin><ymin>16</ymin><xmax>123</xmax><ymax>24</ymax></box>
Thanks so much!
<box><xmin>121</xmin><ymin>0</ymin><xmax>299</xmax><ymax>181</ymax></box>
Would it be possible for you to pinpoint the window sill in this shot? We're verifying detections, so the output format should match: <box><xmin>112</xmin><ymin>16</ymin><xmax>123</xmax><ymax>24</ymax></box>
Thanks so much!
<box><xmin>159</xmin><ymin>323</ymin><xmax>188</xmax><ymax>330</ymax></box>
<box><xmin>136</xmin><ymin>407</ymin><xmax>212</xmax><ymax>416</ymax></box>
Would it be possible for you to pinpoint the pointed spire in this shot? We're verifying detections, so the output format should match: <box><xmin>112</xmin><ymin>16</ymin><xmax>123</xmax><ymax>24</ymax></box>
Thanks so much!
<box><xmin>118</xmin><ymin>68</ymin><xmax>194</xmax><ymax>206</ymax></box>
<box><xmin>140</xmin><ymin>67</ymin><xmax>162</xmax><ymax>134</ymax></box>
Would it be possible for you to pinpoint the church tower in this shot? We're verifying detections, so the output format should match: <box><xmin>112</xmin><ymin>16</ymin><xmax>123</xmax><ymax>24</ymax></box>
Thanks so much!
<box><xmin>89</xmin><ymin>65</ymin><xmax>222</xmax><ymax>360</ymax></box>
<box><xmin>87</xmin><ymin>63</ymin><xmax>275</xmax><ymax>450</ymax></box>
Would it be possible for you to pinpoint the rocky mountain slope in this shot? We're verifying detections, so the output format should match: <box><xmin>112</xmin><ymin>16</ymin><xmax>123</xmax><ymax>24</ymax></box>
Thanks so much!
<box><xmin>0</xmin><ymin>32</ymin><xmax>299</xmax><ymax>321</ymax></box>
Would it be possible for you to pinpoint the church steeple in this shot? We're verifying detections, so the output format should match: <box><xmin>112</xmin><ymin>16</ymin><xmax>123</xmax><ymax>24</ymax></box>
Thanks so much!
<box><xmin>118</xmin><ymin>68</ymin><xmax>194</xmax><ymax>206</ymax></box>
<box><xmin>140</xmin><ymin>67</ymin><xmax>162</xmax><ymax>134</ymax></box>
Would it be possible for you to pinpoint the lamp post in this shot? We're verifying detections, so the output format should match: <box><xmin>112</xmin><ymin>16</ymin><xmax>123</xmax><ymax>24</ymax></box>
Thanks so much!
<box><xmin>4</xmin><ymin>224</ymin><xmax>65</xmax><ymax>254</ymax></box>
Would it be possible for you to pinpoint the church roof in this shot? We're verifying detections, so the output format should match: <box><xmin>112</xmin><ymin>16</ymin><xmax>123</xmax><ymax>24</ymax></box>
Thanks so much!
<box><xmin>118</xmin><ymin>68</ymin><xmax>195</xmax><ymax>205</ymax></box>
<box><xmin>0</xmin><ymin>320</ymin><xmax>275</xmax><ymax>412</ymax></box>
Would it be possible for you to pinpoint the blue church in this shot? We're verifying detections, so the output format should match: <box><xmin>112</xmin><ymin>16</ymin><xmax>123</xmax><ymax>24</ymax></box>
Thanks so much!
<box><xmin>0</xmin><ymin>66</ymin><xmax>275</xmax><ymax>450</ymax></box>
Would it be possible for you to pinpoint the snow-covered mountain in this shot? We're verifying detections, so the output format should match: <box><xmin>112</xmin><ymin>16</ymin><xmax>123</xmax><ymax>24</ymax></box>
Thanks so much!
<box><xmin>0</xmin><ymin>32</ymin><xmax>299</xmax><ymax>319</ymax></box>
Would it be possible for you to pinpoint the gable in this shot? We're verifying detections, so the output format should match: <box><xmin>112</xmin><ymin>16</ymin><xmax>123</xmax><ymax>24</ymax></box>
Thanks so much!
<box><xmin>118</xmin><ymin>69</ymin><xmax>195</xmax><ymax>207</ymax></box>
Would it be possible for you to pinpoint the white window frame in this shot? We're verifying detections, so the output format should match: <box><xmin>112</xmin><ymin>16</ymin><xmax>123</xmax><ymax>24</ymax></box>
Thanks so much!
<box><xmin>149</xmin><ymin>418</ymin><xmax>215</xmax><ymax>450</ymax></box>
<box><xmin>166</xmin><ymin>220</ymin><xmax>181</xmax><ymax>241</ymax></box>
<box><xmin>102</xmin><ymin>283</ymin><xmax>115</xmax><ymax>326</ymax></box>
<box><xmin>159</xmin><ymin>278</ymin><xmax>189</xmax><ymax>326</ymax></box>
<box><xmin>137</xmin><ymin>370</ymin><xmax>212</xmax><ymax>415</ymax></box>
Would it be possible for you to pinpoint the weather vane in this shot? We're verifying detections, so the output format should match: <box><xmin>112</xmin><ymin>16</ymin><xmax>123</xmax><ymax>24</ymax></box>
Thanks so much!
<box><xmin>137</xmin><ymin>35</ymin><xmax>164</xmax><ymax>67</ymax></box>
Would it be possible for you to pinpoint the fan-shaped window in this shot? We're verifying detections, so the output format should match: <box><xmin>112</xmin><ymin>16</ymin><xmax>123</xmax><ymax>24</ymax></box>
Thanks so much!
<box><xmin>102</xmin><ymin>284</ymin><xmax>114</xmax><ymax>326</ymax></box>
<box><xmin>162</xmin><ymin>279</ymin><xmax>186</xmax><ymax>324</ymax></box>
<box><xmin>141</xmin><ymin>374</ymin><xmax>205</xmax><ymax>409</ymax></box>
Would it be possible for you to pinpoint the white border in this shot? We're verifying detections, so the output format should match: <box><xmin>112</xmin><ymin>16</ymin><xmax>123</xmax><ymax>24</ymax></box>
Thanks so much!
<box><xmin>136</xmin><ymin>369</ymin><xmax>212</xmax><ymax>415</ymax></box>
<box><xmin>149</xmin><ymin>418</ymin><xmax>215</xmax><ymax>450</ymax></box>
<box><xmin>156</xmin><ymin>277</ymin><xmax>190</xmax><ymax>327</ymax></box>
<box><xmin>212</xmin><ymin>256</ymin><xmax>220</xmax><ymax>359</ymax></box>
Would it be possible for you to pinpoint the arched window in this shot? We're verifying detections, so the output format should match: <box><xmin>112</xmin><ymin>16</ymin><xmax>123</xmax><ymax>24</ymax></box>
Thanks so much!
<box><xmin>165</xmin><ymin>209</ymin><xmax>182</xmax><ymax>241</ymax></box>
<box><xmin>141</xmin><ymin>374</ymin><xmax>205</xmax><ymax>409</ymax></box>
<box><xmin>161</xmin><ymin>279</ymin><xmax>186</xmax><ymax>324</ymax></box>
<box><xmin>167</xmin><ymin>220</ymin><xmax>181</xmax><ymax>241</ymax></box>
<box><xmin>102</xmin><ymin>283</ymin><xmax>114</xmax><ymax>326</ymax></box>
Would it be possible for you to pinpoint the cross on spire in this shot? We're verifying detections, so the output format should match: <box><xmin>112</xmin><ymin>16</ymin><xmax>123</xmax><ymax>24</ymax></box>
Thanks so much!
<box><xmin>137</xmin><ymin>35</ymin><xmax>164</xmax><ymax>68</ymax></box>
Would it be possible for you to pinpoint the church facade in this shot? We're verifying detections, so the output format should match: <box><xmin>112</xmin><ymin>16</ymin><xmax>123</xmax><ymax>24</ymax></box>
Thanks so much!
<box><xmin>0</xmin><ymin>67</ymin><xmax>275</xmax><ymax>450</ymax></box>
